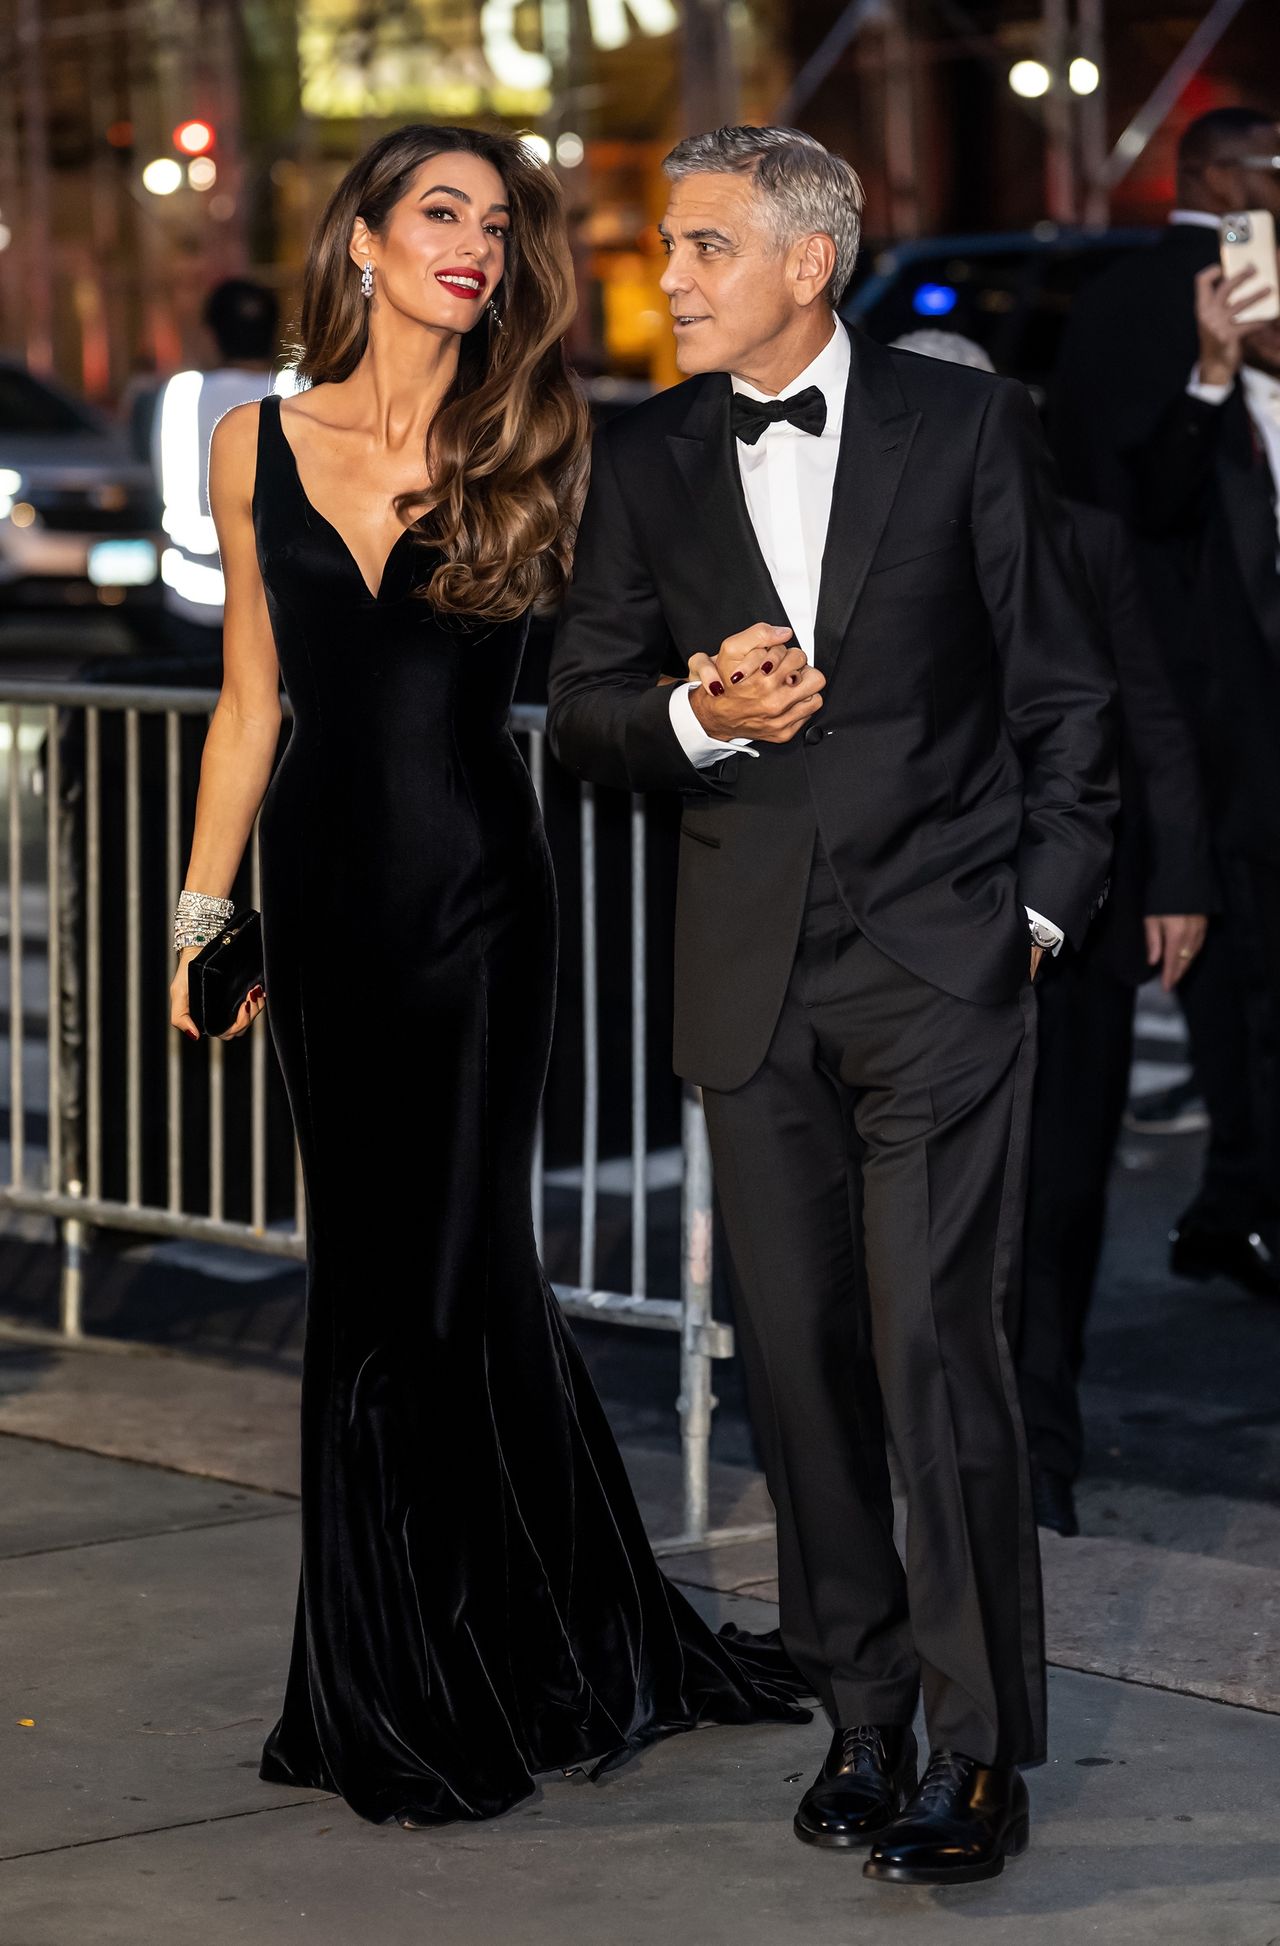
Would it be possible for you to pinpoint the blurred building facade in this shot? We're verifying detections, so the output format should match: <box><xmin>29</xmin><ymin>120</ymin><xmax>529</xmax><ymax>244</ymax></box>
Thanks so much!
<box><xmin>2</xmin><ymin>0</ymin><xmax>1279</xmax><ymax>402</ymax></box>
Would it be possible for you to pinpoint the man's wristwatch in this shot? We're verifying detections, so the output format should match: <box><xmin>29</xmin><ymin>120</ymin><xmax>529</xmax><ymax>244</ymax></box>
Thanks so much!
<box><xmin>1028</xmin><ymin>918</ymin><xmax>1060</xmax><ymax>952</ymax></box>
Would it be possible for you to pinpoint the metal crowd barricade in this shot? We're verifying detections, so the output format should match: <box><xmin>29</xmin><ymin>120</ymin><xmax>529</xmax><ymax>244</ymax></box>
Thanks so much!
<box><xmin>0</xmin><ymin>679</ymin><xmax>757</xmax><ymax>1551</ymax></box>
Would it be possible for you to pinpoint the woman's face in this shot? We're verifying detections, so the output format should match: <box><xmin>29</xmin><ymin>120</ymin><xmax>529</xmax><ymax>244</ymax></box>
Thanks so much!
<box><xmin>353</xmin><ymin>150</ymin><xmax>510</xmax><ymax>332</ymax></box>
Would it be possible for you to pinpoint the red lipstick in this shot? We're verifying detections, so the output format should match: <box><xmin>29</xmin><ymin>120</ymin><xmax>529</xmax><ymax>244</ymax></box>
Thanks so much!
<box><xmin>434</xmin><ymin>267</ymin><xmax>487</xmax><ymax>300</ymax></box>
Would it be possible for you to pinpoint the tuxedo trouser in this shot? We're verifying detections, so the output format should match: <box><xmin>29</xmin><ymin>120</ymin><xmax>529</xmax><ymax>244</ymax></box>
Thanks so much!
<box><xmin>702</xmin><ymin>852</ymin><xmax>1046</xmax><ymax>1768</ymax></box>
<box><xmin>1018</xmin><ymin>952</ymin><xmax>1135</xmax><ymax>1482</ymax></box>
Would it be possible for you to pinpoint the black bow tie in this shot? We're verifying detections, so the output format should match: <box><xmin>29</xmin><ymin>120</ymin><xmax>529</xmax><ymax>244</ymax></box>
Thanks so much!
<box><xmin>731</xmin><ymin>384</ymin><xmax>828</xmax><ymax>446</ymax></box>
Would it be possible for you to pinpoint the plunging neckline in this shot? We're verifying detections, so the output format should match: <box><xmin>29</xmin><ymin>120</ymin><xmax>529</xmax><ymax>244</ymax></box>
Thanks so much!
<box><xmin>272</xmin><ymin>396</ymin><xmax>424</xmax><ymax>603</ymax></box>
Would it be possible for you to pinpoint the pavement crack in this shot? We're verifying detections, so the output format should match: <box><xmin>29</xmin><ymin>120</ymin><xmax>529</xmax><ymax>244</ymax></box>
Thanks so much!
<box><xmin>0</xmin><ymin>1796</ymin><xmax>327</xmax><ymax>1865</ymax></box>
<box><xmin>0</xmin><ymin>1506</ymin><xmax>297</xmax><ymax>1564</ymax></box>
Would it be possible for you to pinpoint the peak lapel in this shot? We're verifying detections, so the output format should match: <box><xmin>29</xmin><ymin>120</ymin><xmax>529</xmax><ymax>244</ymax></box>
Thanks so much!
<box><xmin>666</xmin><ymin>375</ymin><xmax>795</xmax><ymax>637</ymax></box>
<box><xmin>814</xmin><ymin>329</ymin><xmax>921</xmax><ymax>672</ymax></box>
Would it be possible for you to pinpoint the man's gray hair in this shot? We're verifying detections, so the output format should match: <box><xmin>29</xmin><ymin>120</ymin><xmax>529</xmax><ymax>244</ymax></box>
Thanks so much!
<box><xmin>662</xmin><ymin>126</ymin><xmax>865</xmax><ymax>307</ymax></box>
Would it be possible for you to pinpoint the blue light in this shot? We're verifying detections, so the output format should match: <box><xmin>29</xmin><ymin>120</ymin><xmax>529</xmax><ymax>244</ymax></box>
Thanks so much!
<box><xmin>913</xmin><ymin>282</ymin><xmax>958</xmax><ymax>318</ymax></box>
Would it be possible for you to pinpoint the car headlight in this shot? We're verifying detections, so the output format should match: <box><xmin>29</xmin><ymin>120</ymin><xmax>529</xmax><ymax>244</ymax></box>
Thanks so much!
<box><xmin>0</xmin><ymin>469</ymin><xmax>23</xmax><ymax>520</ymax></box>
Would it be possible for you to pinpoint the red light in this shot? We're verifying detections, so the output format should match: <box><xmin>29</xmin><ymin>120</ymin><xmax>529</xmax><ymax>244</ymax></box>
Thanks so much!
<box><xmin>106</xmin><ymin>120</ymin><xmax>134</xmax><ymax>149</ymax></box>
<box><xmin>174</xmin><ymin>120</ymin><xmax>215</xmax><ymax>156</ymax></box>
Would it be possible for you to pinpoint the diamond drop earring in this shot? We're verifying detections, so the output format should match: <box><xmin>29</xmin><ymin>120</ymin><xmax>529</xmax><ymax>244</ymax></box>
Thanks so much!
<box><xmin>360</xmin><ymin>260</ymin><xmax>374</xmax><ymax>300</ymax></box>
<box><xmin>488</xmin><ymin>296</ymin><xmax>504</xmax><ymax>331</ymax></box>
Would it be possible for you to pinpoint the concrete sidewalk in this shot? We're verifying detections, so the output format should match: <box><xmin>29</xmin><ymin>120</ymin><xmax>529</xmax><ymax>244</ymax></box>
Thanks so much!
<box><xmin>3</xmin><ymin>1347</ymin><xmax>1279</xmax><ymax>1945</ymax></box>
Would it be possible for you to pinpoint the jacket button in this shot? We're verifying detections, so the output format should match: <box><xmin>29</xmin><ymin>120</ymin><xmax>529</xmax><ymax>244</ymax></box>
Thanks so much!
<box><xmin>803</xmin><ymin>724</ymin><xmax>825</xmax><ymax>746</ymax></box>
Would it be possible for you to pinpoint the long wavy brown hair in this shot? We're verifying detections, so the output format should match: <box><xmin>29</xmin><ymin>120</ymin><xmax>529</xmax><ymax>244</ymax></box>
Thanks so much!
<box><xmin>293</xmin><ymin>125</ymin><xmax>589</xmax><ymax>622</ymax></box>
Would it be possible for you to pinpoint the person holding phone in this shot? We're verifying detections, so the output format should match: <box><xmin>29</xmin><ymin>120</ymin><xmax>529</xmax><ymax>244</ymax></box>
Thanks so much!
<box><xmin>1051</xmin><ymin>107</ymin><xmax>1280</xmax><ymax>1302</ymax></box>
<box><xmin>1130</xmin><ymin>251</ymin><xmax>1280</xmax><ymax>1271</ymax></box>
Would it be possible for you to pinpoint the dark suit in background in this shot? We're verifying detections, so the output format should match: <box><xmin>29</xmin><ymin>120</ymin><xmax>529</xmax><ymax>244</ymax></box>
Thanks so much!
<box><xmin>1051</xmin><ymin>217</ymin><xmax>1273</xmax><ymax>1246</ymax></box>
<box><xmin>1018</xmin><ymin>502</ymin><xmax>1214</xmax><ymax>1485</ymax></box>
<box><xmin>1131</xmin><ymin>378</ymin><xmax>1280</xmax><ymax>1208</ymax></box>
<box><xmin>549</xmin><ymin>326</ymin><xmax>1117</xmax><ymax>1767</ymax></box>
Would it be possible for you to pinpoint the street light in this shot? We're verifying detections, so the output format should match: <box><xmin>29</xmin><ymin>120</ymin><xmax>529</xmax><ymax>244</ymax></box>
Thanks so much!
<box><xmin>1009</xmin><ymin>59</ymin><xmax>1052</xmax><ymax>98</ymax></box>
<box><xmin>142</xmin><ymin>158</ymin><xmax>183</xmax><ymax>196</ymax></box>
<box><xmin>1068</xmin><ymin>57</ymin><xmax>1100</xmax><ymax>95</ymax></box>
<box><xmin>188</xmin><ymin>157</ymin><xmax>217</xmax><ymax>190</ymax></box>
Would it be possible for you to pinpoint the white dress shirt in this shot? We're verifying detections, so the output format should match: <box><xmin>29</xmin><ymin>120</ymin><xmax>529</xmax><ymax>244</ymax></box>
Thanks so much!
<box><xmin>667</xmin><ymin>319</ymin><xmax>1063</xmax><ymax>951</ymax></box>
<box><xmin>668</xmin><ymin>320</ymin><xmax>850</xmax><ymax>768</ymax></box>
<box><xmin>1167</xmin><ymin>209</ymin><xmax>1223</xmax><ymax>233</ymax></box>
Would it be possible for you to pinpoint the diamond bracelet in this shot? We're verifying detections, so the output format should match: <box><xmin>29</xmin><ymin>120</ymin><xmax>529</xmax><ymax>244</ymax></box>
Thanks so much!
<box><xmin>174</xmin><ymin>889</ymin><xmax>235</xmax><ymax>954</ymax></box>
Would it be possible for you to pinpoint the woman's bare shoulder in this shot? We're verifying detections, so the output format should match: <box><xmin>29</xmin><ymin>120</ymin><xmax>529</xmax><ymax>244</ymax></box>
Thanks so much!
<box><xmin>209</xmin><ymin>399</ymin><xmax>267</xmax><ymax>506</ymax></box>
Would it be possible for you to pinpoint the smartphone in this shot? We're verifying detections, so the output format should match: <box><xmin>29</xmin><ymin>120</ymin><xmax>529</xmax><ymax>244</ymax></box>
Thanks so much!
<box><xmin>1219</xmin><ymin>209</ymin><xmax>1280</xmax><ymax>323</ymax></box>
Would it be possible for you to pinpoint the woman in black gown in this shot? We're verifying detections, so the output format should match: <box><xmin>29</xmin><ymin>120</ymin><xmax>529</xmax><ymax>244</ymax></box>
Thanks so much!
<box><xmin>169</xmin><ymin>124</ymin><xmax>808</xmax><ymax>1828</ymax></box>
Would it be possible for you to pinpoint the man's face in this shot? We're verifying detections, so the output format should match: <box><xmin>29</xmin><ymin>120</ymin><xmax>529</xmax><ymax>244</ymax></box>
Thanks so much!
<box><xmin>1199</xmin><ymin>127</ymin><xmax>1280</xmax><ymax>221</ymax></box>
<box><xmin>1236</xmin><ymin>130</ymin><xmax>1280</xmax><ymax>222</ymax></box>
<box><xmin>657</xmin><ymin>172</ymin><xmax>797</xmax><ymax>378</ymax></box>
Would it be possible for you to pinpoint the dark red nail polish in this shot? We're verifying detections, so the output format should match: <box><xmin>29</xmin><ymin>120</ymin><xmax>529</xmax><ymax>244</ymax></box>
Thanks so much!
<box><xmin>709</xmin><ymin>680</ymin><xmax>725</xmax><ymax>697</ymax></box>
<box><xmin>730</xmin><ymin>671</ymin><xmax>744</xmax><ymax>684</ymax></box>
<box><xmin>761</xmin><ymin>661</ymin><xmax>774</xmax><ymax>674</ymax></box>
<box><xmin>184</xmin><ymin>1029</ymin><xmax>199</xmax><ymax>1042</ymax></box>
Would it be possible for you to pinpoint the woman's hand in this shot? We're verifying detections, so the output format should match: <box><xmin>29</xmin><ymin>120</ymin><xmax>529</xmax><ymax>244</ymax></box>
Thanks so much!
<box><xmin>687</xmin><ymin>623</ymin><xmax>825</xmax><ymax>744</ymax></box>
<box><xmin>170</xmin><ymin>947</ymin><xmax>266</xmax><ymax>1043</ymax></box>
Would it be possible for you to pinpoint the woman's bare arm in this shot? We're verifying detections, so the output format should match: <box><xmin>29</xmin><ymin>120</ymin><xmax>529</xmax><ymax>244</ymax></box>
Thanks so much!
<box><xmin>169</xmin><ymin>400</ymin><xmax>281</xmax><ymax>1041</ymax></box>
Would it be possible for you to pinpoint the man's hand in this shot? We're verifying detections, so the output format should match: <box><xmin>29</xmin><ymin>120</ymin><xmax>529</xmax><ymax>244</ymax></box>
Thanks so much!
<box><xmin>687</xmin><ymin>623</ymin><xmax>826</xmax><ymax>744</ymax></box>
<box><xmin>1144</xmin><ymin>913</ymin><xmax>1208</xmax><ymax>992</ymax></box>
<box><xmin>1194</xmin><ymin>261</ymin><xmax>1275</xmax><ymax>387</ymax></box>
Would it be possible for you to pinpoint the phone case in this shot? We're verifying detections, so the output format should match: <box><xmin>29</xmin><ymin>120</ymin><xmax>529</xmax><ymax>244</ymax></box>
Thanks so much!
<box><xmin>1220</xmin><ymin>210</ymin><xmax>1280</xmax><ymax>323</ymax></box>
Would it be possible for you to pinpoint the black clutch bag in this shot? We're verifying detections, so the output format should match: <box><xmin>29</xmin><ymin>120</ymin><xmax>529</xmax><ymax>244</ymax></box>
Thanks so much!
<box><xmin>187</xmin><ymin>910</ymin><xmax>264</xmax><ymax>1038</ymax></box>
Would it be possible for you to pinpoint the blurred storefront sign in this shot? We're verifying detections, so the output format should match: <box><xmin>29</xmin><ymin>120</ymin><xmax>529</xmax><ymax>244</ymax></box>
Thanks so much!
<box><xmin>297</xmin><ymin>0</ymin><xmax>677</xmax><ymax>123</ymax></box>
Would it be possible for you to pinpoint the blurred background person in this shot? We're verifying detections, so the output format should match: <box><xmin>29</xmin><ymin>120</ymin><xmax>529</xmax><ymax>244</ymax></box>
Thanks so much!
<box><xmin>149</xmin><ymin>279</ymin><xmax>287</xmax><ymax>678</ymax></box>
<box><xmin>900</xmin><ymin>328</ymin><xmax>1214</xmax><ymax>1539</ymax></box>
<box><xmin>1051</xmin><ymin>106</ymin><xmax>1280</xmax><ymax>1302</ymax></box>
<box><xmin>1129</xmin><ymin>266</ymin><xmax>1280</xmax><ymax>1298</ymax></box>
<box><xmin>1052</xmin><ymin>106</ymin><xmax>1280</xmax><ymax>514</ymax></box>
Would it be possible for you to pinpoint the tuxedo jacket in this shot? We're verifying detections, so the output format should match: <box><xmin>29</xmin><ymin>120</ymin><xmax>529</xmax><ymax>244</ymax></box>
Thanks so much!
<box><xmin>1131</xmin><ymin>383</ymin><xmax>1280</xmax><ymax>862</ymax></box>
<box><xmin>548</xmin><ymin>326</ymin><xmax>1118</xmax><ymax>1090</ymax></box>
<box><xmin>1067</xmin><ymin>501</ymin><xmax>1215</xmax><ymax>985</ymax></box>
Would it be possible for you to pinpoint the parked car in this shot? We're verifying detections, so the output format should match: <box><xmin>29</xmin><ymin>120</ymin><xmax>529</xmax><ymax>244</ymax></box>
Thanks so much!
<box><xmin>843</xmin><ymin>224</ymin><xmax>1161</xmax><ymax>393</ymax></box>
<box><xmin>0</xmin><ymin>361</ymin><xmax>163</xmax><ymax>632</ymax></box>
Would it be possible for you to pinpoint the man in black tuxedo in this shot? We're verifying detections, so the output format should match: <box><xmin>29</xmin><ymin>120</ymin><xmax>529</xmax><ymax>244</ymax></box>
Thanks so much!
<box><xmin>1052</xmin><ymin>105</ymin><xmax>1280</xmax><ymax>1300</ymax></box>
<box><xmin>548</xmin><ymin>126</ymin><xmax>1116</xmax><ymax>1887</ymax></box>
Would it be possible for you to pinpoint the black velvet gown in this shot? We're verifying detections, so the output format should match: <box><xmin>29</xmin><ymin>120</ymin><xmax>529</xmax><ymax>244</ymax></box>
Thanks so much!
<box><xmin>250</xmin><ymin>393</ymin><xmax>809</xmax><ymax>1826</ymax></box>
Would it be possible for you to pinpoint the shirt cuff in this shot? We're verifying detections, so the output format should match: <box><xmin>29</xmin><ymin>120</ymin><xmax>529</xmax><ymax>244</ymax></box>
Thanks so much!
<box><xmin>1026</xmin><ymin>907</ymin><xmax>1064</xmax><ymax>956</ymax></box>
<box><xmin>668</xmin><ymin>681</ymin><xmax>757</xmax><ymax>769</ymax></box>
<box><xmin>1186</xmin><ymin>365</ymin><xmax>1234</xmax><ymax>406</ymax></box>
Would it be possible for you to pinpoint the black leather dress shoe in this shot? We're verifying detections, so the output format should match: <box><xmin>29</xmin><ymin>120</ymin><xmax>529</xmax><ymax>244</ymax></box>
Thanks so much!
<box><xmin>863</xmin><ymin>1749</ymin><xmax>1029</xmax><ymax>1885</ymax></box>
<box><xmin>793</xmin><ymin>1724</ymin><xmax>918</xmax><ymax>1849</ymax></box>
<box><xmin>1170</xmin><ymin>1223</ymin><xmax>1280</xmax><ymax>1300</ymax></box>
<box><xmin>1031</xmin><ymin>1463</ymin><xmax>1079</xmax><ymax>1538</ymax></box>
